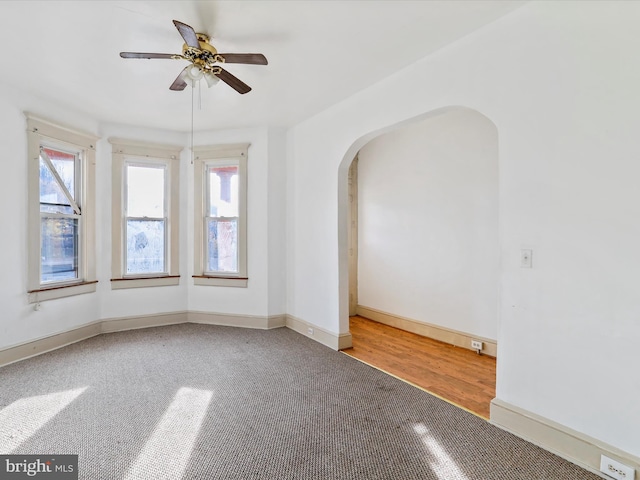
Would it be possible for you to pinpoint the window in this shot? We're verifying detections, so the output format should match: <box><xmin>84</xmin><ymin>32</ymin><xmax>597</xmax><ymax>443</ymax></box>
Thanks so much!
<box><xmin>125</xmin><ymin>163</ymin><xmax>166</xmax><ymax>275</ymax></box>
<box><xmin>193</xmin><ymin>144</ymin><xmax>248</xmax><ymax>287</ymax></box>
<box><xmin>206</xmin><ymin>164</ymin><xmax>240</xmax><ymax>273</ymax></box>
<box><xmin>40</xmin><ymin>147</ymin><xmax>80</xmax><ymax>283</ymax></box>
<box><xmin>110</xmin><ymin>139</ymin><xmax>181</xmax><ymax>289</ymax></box>
<box><xmin>27</xmin><ymin>115</ymin><xmax>98</xmax><ymax>303</ymax></box>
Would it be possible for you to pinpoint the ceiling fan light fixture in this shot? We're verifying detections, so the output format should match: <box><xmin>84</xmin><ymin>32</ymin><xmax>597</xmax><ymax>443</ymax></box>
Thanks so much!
<box><xmin>185</xmin><ymin>65</ymin><xmax>204</xmax><ymax>86</ymax></box>
<box><xmin>204</xmin><ymin>72</ymin><xmax>220</xmax><ymax>88</ymax></box>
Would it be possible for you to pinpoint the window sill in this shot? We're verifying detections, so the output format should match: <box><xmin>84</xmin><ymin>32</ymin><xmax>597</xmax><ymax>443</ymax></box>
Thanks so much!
<box><xmin>111</xmin><ymin>275</ymin><xmax>180</xmax><ymax>289</ymax></box>
<box><xmin>192</xmin><ymin>276</ymin><xmax>248</xmax><ymax>288</ymax></box>
<box><xmin>28</xmin><ymin>280</ymin><xmax>98</xmax><ymax>303</ymax></box>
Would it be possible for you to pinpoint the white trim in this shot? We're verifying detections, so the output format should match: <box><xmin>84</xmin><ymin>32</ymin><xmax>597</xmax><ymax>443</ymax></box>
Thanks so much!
<box><xmin>490</xmin><ymin>398</ymin><xmax>640</xmax><ymax>479</ymax></box>
<box><xmin>193</xmin><ymin>144</ymin><xmax>249</xmax><ymax>285</ymax></box>
<box><xmin>26</xmin><ymin>114</ymin><xmax>98</xmax><ymax>150</ymax></box>
<box><xmin>193</xmin><ymin>143</ymin><xmax>249</xmax><ymax>158</ymax></box>
<box><xmin>356</xmin><ymin>305</ymin><xmax>497</xmax><ymax>357</ymax></box>
<box><xmin>0</xmin><ymin>320</ymin><xmax>102</xmax><ymax>367</ymax></box>
<box><xmin>188</xmin><ymin>311</ymin><xmax>285</xmax><ymax>329</ymax></box>
<box><xmin>100</xmin><ymin>311</ymin><xmax>187</xmax><ymax>333</ymax></box>
<box><xmin>0</xmin><ymin>311</ymin><xmax>286</xmax><ymax>367</ymax></box>
<box><xmin>0</xmin><ymin>312</ymin><xmax>287</xmax><ymax>367</ymax></box>
<box><xmin>109</xmin><ymin>137</ymin><xmax>182</xmax><ymax>160</ymax></box>
<box><xmin>0</xmin><ymin>312</ymin><xmax>188</xmax><ymax>366</ymax></box>
<box><xmin>111</xmin><ymin>139</ymin><xmax>181</xmax><ymax>286</ymax></box>
<box><xmin>28</xmin><ymin>281</ymin><xmax>97</xmax><ymax>304</ymax></box>
<box><xmin>286</xmin><ymin>314</ymin><xmax>353</xmax><ymax>351</ymax></box>
<box><xmin>26</xmin><ymin>115</ymin><xmax>98</xmax><ymax>299</ymax></box>
<box><xmin>110</xmin><ymin>277</ymin><xmax>180</xmax><ymax>289</ymax></box>
<box><xmin>192</xmin><ymin>276</ymin><xmax>248</xmax><ymax>287</ymax></box>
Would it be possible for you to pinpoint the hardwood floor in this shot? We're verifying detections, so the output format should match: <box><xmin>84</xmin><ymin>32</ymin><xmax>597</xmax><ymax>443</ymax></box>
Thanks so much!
<box><xmin>342</xmin><ymin>315</ymin><xmax>496</xmax><ymax>419</ymax></box>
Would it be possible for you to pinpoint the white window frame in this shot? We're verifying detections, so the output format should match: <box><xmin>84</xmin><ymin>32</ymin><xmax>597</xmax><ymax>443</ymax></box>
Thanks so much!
<box><xmin>110</xmin><ymin>138</ymin><xmax>181</xmax><ymax>289</ymax></box>
<box><xmin>193</xmin><ymin>144</ymin><xmax>248</xmax><ymax>287</ymax></box>
<box><xmin>26</xmin><ymin>115</ymin><xmax>98</xmax><ymax>303</ymax></box>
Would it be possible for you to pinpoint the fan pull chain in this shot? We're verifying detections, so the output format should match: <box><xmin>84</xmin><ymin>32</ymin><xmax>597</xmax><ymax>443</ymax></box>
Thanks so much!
<box><xmin>191</xmin><ymin>82</ymin><xmax>195</xmax><ymax>165</ymax></box>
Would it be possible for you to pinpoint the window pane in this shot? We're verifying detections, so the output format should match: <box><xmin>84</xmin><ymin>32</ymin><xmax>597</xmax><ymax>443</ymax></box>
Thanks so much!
<box><xmin>41</xmin><ymin>217</ymin><xmax>78</xmax><ymax>283</ymax></box>
<box><xmin>45</xmin><ymin>148</ymin><xmax>76</xmax><ymax>197</ymax></box>
<box><xmin>127</xmin><ymin>165</ymin><xmax>165</xmax><ymax>218</ymax></box>
<box><xmin>208</xmin><ymin>165</ymin><xmax>238</xmax><ymax>217</ymax></box>
<box><xmin>40</xmin><ymin>203</ymin><xmax>74</xmax><ymax>214</ymax></box>
<box><xmin>40</xmin><ymin>150</ymin><xmax>76</xmax><ymax>214</ymax></box>
<box><xmin>207</xmin><ymin>218</ymin><xmax>238</xmax><ymax>273</ymax></box>
<box><xmin>126</xmin><ymin>219</ymin><xmax>165</xmax><ymax>274</ymax></box>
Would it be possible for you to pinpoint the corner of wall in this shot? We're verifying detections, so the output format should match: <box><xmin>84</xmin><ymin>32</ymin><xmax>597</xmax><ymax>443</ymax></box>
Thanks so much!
<box><xmin>286</xmin><ymin>314</ymin><xmax>352</xmax><ymax>351</ymax></box>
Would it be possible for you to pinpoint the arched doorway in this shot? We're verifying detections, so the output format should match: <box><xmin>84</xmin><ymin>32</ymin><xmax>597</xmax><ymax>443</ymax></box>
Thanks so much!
<box><xmin>338</xmin><ymin>106</ymin><xmax>499</xmax><ymax>417</ymax></box>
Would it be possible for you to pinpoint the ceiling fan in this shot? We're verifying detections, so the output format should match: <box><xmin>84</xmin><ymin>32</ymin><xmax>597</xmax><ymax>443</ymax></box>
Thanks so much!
<box><xmin>120</xmin><ymin>20</ymin><xmax>268</xmax><ymax>94</ymax></box>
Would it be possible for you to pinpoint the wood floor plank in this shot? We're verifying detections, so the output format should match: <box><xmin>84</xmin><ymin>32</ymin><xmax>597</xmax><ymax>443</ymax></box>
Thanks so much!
<box><xmin>342</xmin><ymin>315</ymin><xmax>496</xmax><ymax>419</ymax></box>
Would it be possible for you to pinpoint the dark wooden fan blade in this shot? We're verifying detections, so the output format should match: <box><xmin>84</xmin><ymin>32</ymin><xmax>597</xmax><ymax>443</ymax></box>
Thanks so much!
<box><xmin>216</xmin><ymin>68</ymin><xmax>251</xmax><ymax>94</ymax></box>
<box><xmin>173</xmin><ymin>20</ymin><xmax>200</xmax><ymax>49</ymax></box>
<box><xmin>217</xmin><ymin>53</ymin><xmax>268</xmax><ymax>65</ymax></box>
<box><xmin>170</xmin><ymin>67</ymin><xmax>189</xmax><ymax>91</ymax></box>
<box><xmin>120</xmin><ymin>52</ymin><xmax>178</xmax><ymax>59</ymax></box>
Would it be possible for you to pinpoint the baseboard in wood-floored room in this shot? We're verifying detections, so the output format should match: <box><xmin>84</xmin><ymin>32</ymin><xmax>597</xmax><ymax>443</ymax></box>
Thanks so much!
<box><xmin>356</xmin><ymin>305</ymin><xmax>497</xmax><ymax>357</ymax></box>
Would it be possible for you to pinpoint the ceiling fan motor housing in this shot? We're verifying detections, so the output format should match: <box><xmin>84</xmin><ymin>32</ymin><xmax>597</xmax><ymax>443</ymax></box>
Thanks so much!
<box><xmin>182</xmin><ymin>34</ymin><xmax>222</xmax><ymax>72</ymax></box>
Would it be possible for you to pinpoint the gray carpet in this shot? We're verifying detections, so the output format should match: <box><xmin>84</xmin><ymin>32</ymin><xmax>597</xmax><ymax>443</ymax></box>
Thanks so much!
<box><xmin>0</xmin><ymin>324</ymin><xmax>600</xmax><ymax>479</ymax></box>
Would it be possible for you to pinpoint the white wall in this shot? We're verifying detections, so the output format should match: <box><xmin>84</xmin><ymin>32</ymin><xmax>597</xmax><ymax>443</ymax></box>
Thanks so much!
<box><xmin>357</xmin><ymin>109</ymin><xmax>499</xmax><ymax>340</ymax></box>
<box><xmin>267</xmin><ymin>128</ymin><xmax>287</xmax><ymax>317</ymax></box>
<box><xmin>286</xmin><ymin>1</ymin><xmax>640</xmax><ymax>457</ymax></box>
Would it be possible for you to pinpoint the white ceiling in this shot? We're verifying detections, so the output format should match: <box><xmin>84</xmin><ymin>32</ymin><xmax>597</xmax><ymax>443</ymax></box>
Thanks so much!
<box><xmin>0</xmin><ymin>1</ymin><xmax>525</xmax><ymax>132</ymax></box>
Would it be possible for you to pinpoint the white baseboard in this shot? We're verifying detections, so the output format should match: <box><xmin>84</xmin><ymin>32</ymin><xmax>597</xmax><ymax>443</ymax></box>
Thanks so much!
<box><xmin>0</xmin><ymin>321</ymin><xmax>102</xmax><ymax>367</ymax></box>
<box><xmin>491</xmin><ymin>398</ymin><xmax>640</xmax><ymax>479</ymax></box>
<box><xmin>286</xmin><ymin>314</ymin><xmax>353</xmax><ymax>351</ymax></box>
<box><xmin>188</xmin><ymin>311</ymin><xmax>286</xmax><ymax>330</ymax></box>
<box><xmin>356</xmin><ymin>305</ymin><xmax>497</xmax><ymax>357</ymax></box>
<box><xmin>101</xmin><ymin>311</ymin><xmax>187</xmax><ymax>333</ymax></box>
<box><xmin>0</xmin><ymin>311</ymin><xmax>286</xmax><ymax>368</ymax></box>
<box><xmin>0</xmin><ymin>311</ymin><xmax>347</xmax><ymax>367</ymax></box>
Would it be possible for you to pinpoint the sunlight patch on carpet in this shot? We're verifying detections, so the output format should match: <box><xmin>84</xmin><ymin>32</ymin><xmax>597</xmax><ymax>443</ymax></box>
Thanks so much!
<box><xmin>414</xmin><ymin>422</ymin><xmax>469</xmax><ymax>480</ymax></box>
<box><xmin>0</xmin><ymin>387</ymin><xmax>87</xmax><ymax>453</ymax></box>
<box><xmin>124</xmin><ymin>387</ymin><xmax>213</xmax><ymax>480</ymax></box>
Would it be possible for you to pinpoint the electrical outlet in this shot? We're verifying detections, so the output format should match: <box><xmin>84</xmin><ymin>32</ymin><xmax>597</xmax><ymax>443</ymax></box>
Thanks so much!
<box><xmin>600</xmin><ymin>455</ymin><xmax>635</xmax><ymax>480</ymax></box>
<box><xmin>521</xmin><ymin>249</ymin><xmax>533</xmax><ymax>268</ymax></box>
<box><xmin>307</xmin><ymin>327</ymin><xmax>314</xmax><ymax>336</ymax></box>
<box><xmin>471</xmin><ymin>340</ymin><xmax>483</xmax><ymax>350</ymax></box>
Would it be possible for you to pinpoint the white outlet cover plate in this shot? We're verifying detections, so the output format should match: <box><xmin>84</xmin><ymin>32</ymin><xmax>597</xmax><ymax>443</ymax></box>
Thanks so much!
<box><xmin>600</xmin><ymin>454</ymin><xmax>635</xmax><ymax>480</ymax></box>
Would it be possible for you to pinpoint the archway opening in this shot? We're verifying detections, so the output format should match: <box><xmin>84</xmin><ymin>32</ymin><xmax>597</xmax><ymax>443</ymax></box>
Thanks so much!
<box><xmin>337</xmin><ymin>106</ymin><xmax>499</xmax><ymax>418</ymax></box>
